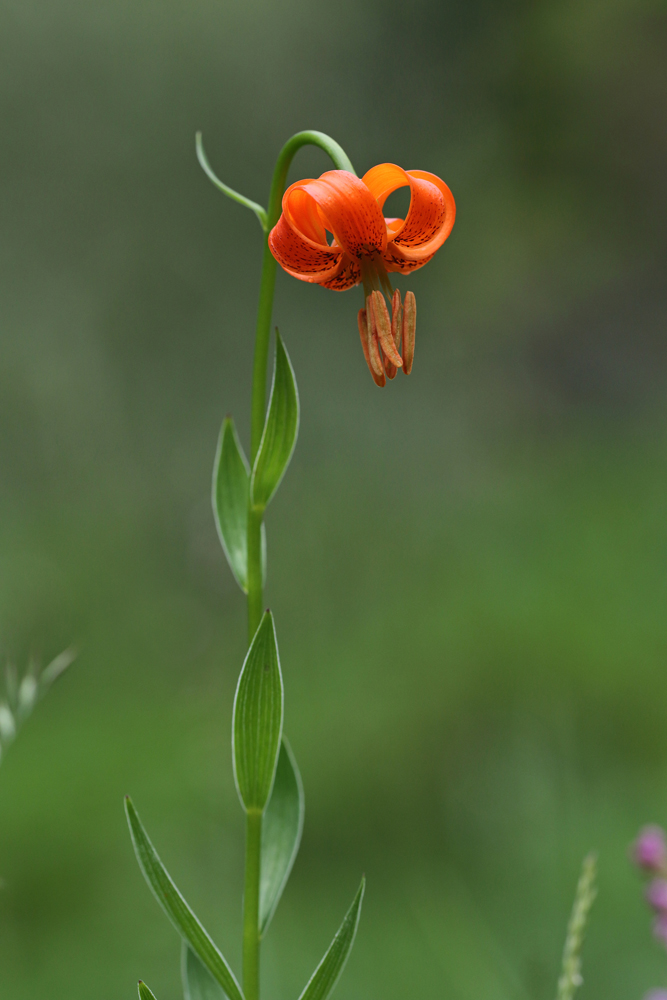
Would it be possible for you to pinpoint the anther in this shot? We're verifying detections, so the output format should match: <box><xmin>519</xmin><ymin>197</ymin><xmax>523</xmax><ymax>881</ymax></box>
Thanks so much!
<box><xmin>359</xmin><ymin>304</ymin><xmax>386</xmax><ymax>387</ymax></box>
<box><xmin>369</xmin><ymin>291</ymin><xmax>402</xmax><ymax>368</ymax></box>
<box><xmin>391</xmin><ymin>289</ymin><xmax>403</xmax><ymax>354</ymax></box>
<box><xmin>401</xmin><ymin>291</ymin><xmax>416</xmax><ymax>375</ymax></box>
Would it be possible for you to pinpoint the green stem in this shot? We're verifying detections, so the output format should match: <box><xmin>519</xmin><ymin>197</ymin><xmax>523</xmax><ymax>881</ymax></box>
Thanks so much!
<box><xmin>246</xmin><ymin>505</ymin><xmax>264</xmax><ymax>642</ymax></box>
<box><xmin>242</xmin><ymin>134</ymin><xmax>356</xmax><ymax>1000</ymax></box>
<box><xmin>242</xmin><ymin>809</ymin><xmax>262</xmax><ymax>1000</ymax></box>
<box><xmin>246</xmin><ymin>131</ymin><xmax>356</xmax><ymax>643</ymax></box>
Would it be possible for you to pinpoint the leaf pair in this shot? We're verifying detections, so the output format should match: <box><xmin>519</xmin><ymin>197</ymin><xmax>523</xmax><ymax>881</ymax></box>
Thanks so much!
<box><xmin>213</xmin><ymin>333</ymin><xmax>299</xmax><ymax>592</ymax></box>
<box><xmin>128</xmin><ymin>792</ymin><xmax>363</xmax><ymax>1000</ymax></box>
<box><xmin>128</xmin><ymin>613</ymin><xmax>363</xmax><ymax>1000</ymax></box>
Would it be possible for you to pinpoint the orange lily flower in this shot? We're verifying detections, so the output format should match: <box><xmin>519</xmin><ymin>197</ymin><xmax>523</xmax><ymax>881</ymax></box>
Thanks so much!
<box><xmin>268</xmin><ymin>163</ymin><xmax>455</xmax><ymax>386</ymax></box>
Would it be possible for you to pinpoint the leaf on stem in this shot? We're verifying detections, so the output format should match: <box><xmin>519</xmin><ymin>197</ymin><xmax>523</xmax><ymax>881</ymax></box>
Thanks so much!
<box><xmin>196</xmin><ymin>133</ymin><xmax>268</xmax><ymax>233</ymax></box>
<box><xmin>260</xmin><ymin>736</ymin><xmax>304</xmax><ymax>935</ymax></box>
<box><xmin>232</xmin><ymin>611</ymin><xmax>284</xmax><ymax>813</ymax></box>
<box><xmin>182</xmin><ymin>943</ymin><xmax>227</xmax><ymax>1000</ymax></box>
<box><xmin>251</xmin><ymin>332</ymin><xmax>299</xmax><ymax>511</ymax></box>
<box><xmin>298</xmin><ymin>878</ymin><xmax>365</xmax><ymax>1000</ymax></box>
<box><xmin>213</xmin><ymin>417</ymin><xmax>248</xmax><ymax>592</ymax></box>
<box><xmin>125</xmin><ymin>797</ymin><xmax>244</xmax><ymax>1000</ymax></box>
<box><xmin>138</xmin><ymin>983</ymin><xmax>158</xmax><ymax>1000</ymax></box>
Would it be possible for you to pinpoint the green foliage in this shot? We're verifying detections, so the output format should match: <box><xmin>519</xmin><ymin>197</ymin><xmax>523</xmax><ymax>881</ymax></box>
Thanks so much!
<box><xmin>250</xmin><ymin>332</ymin><xmax>299</xmax><ymax>511</ymax></box>
<box><xmin>232</xmin><ymin>611</ymin><xmax>284</xmax><ymax>813</ymax></box>
<box><xmin>260</xmin><ymin>736</ymin><xmax>304</xmax><ymax>936</ymax></box>
<box><xmin>212</xmin><ymin>416</ymin><xmax>250</xmax><ymax>591</ymax></box>
<box><xmin>138</xmin><ymin>982</ymin><xmax>158</xmax><ymax>1000</ymax></box>
<box><xmin>556</xmin><ymin>855</ymin><xmax>597</xmax><ymax>1000</ymax></box>
<box><xmin>182</xmin><ymin>944</ymin><xmax>227</xmax><ymax>1000</ymax></box>
<box><xmin>125</xmin><ymin>797</ymin><xmax>244</xmax><ymax>1000</ymax></box>
<box><xmin>298</xmin><ymin>879</ymin><xmax>365</xmax><ymax>1000</ymax></box>
<box><xmin>212</xmin><ymin>416</ymin><xmax>267</xmax><ymax>593</ymax></box>
<box><xmin>0</xmin><ymin>650</ymin><xmax>75</xmax><ymax>767</ymax></box>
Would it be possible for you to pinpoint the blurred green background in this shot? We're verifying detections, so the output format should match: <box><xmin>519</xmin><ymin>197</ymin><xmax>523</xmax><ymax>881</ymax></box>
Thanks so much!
<box><xmin>1</xmin><ymin>0</ymin><xmax>666</xmax><ymax>997</ymax></box>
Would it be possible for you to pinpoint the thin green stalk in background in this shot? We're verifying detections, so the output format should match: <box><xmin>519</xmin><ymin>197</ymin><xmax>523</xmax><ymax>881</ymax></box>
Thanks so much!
<box><xmin>556</xmin><ymin>854</ymin><xmax>597</xmax><ymax>1000</ymax></box>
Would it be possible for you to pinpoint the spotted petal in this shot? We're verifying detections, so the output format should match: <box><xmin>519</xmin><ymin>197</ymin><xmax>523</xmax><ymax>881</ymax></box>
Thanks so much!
<box><xmin>362</xmin><ymin>163</ymin><xmax>456</xmax><ymax>267</ymax></box>
<box><xmin>268</xmin><ymin>213</ymin><xmax>343</xmax><ymax>283</ymax></box>
<box><xmin>319</xmin><ymin>256</ymin><xmax>361</xmax><ymax>291</ymax></box>
<box><xmin>286</xmin><ymin>171</ymin><xmax>387</xmax><ymax>259</ymax></box>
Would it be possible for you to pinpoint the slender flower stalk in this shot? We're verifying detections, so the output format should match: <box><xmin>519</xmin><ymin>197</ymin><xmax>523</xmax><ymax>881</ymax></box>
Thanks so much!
<box><xmin>198</xmin><ymin>132</ymin><xmax>453</xmax><ymax>1000</ymax></box>
<box><xmin>200</xmin><ymin>131</ymin><xmax>358</xmax><ymax>1000</ymax></box>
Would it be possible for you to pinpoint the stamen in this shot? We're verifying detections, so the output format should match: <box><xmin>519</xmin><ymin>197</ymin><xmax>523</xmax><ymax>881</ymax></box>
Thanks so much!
<box><xmin>357</xmin><ymin>308</ymin><xmax>373</xmax><ymax>374</ymax></box>
<box><xmin>391</xmin><ymin>289</ymin><xmax>403</xmax><ymax>353</ymax></box>
<box><xmin>369</xmin><ymin>291</ymin><xmax>402</xmax><ymax>368</ymax></box>
<box><xmin>401</xmin><ymin>291</ymin><xmax>416</xmax><ymax>375</ymax></box>
<box><xmin>363</xmin><ymin>298</ymin><xmax>387</xmax><ymax>387</ymax></box>
<box><xmin>384</xmin><ymin>357</ymin><xmax>398</xmax><ymax>380</ymax></box>
<box><xmin>385</xmin><ymin>289</ymin><xmax>402</xmax><ymax>379</ymax></box>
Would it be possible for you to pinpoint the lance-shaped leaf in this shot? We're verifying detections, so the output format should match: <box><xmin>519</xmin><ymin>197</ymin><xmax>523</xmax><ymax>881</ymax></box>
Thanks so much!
<box><xmin>298</xmin><ymin>879</ymin><xmax>365</xmax><ymax>1000</ymax></box>
<box><xmin>212</xmin><ymin>417</ymin><xmax>267</xmax><ymax>593</ymax></box>
<box><xmin>232</xmin><ymin>611</ymin><xmax>284</xmax><ymax>812</ymax></box>
<box><xmin>183</xmin><ymin>944</ymin><xmax>227</xmax><ymax>1000</ymax></box>
<box><xmin>212</xmin><ymin>417</ymin><xmax>250</xmax><ymax>592</ymax></box>
<box><xmin>125</xmin><ymin>798</ymin><xmax>244</xmax><ymax>1000</ymax></box>
<box><xmin>251</xmin><ymin>332</ymin><xmax>299</xmax><ymax>510</ymax></box>
<box><xmin>138</xmin><ymin>983</ymin><xmax>158</xmax><ymax>1000</ymax></box>
<box><xmin>260</xmin><ymin>736</ymin><xmax>304</xmax><ymax>935</ymax></box>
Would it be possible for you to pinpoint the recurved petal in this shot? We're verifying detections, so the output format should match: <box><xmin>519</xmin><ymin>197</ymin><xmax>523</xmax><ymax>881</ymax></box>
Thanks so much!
<box><xmin>362</xmin><ymin>163</ymin><xmax>412</xmax><ymax>211</ymax></box>
<box><xmin>291</xmin><ymin>171</ymin><xmax>387</xmax><ymax>258</ymax></box>
<box><xmin>282</xmin><ymin>184</ymin><xmax>330</xmax><ymax>247</ymax></box>
<box><xmin>268</xmin><ymin>213</ymin><xmax>343</xmax><ymax>282</ymax></box>
<box><xmin>364</xmin><ymin>163</ymin><xmax>456</xmax><ymax>262</ymax></box>
<box><xmin>393</xmin><ymin>170</ymin><xmax>455</xmax><ymax>257</ymax></box>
